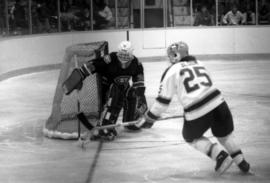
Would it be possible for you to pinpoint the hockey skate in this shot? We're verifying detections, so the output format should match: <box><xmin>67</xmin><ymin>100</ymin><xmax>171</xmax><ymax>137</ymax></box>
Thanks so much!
<box><xmin>215</xmin><ymin>150</ymin><xmax>233</xmax><ymax>175</ymax></box>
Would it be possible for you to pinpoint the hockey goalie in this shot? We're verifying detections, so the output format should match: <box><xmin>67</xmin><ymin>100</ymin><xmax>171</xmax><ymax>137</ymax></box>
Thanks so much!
<box><xmin>63</xmin><ymin>41</ymin><xmax>147</xmax><ymax>140</ymax></box>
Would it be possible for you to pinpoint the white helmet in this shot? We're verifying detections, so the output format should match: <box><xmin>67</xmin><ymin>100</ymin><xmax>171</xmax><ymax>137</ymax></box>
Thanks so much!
<box><xmin>117</xmin><ymin>41</ymin><xmax>134</xmax><ymax>68</ymax></box>
<box><xmin>167</xmin><ymin>41</ymin><xmax>189</xmax><ymax>64</ymax></box>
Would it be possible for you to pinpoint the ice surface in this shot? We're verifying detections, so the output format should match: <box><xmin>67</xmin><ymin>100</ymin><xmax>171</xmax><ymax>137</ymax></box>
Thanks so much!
<box><xmin>0</xmin><ymin>60</ymin><xmax>270</xmax><ymax>183</ymax></box>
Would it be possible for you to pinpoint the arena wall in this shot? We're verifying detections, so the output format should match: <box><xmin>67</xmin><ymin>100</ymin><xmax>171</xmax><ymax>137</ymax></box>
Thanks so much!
<box><xmin>0</xmin><ymin>26</ymin><xmax>270</xmax><ymax>80</ymax></box>
<box><xmin>130</xmin><ymin>26</ymin><xmax>270</xmax><ymax>57</ymax></box>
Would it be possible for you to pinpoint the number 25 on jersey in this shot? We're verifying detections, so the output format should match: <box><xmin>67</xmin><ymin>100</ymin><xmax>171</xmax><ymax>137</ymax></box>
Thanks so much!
<box><xmin>180</xmin><ymin>66</ymin><xmax>212</xmax><ymax>93</ymax></box>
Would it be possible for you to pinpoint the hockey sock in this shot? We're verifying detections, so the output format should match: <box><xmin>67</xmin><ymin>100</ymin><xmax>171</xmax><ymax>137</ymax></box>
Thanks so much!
<box><xmin>230</xmin><ymin>150</ymin><xmax>244</xmax><ymax>165</ymax></box>
<box><xmin>189</xmin><ymin>136</ymin><xmax>223</xmax><ymax>160</ymax></box>
<box><xmin>189</xmin><ymin>136</ymin><xmax>233</xmax><ymax>174</ymax></box>
<box><xmin>217</xmin><ymin>133</ymin><xmax>245</xmax><ymax>165</ymax></box>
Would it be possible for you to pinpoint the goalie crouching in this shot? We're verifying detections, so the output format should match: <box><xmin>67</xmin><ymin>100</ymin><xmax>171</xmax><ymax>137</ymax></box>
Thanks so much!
<box><xmin>63</xmin><ymin>41</ymin><xmax>147</xmax><ymax>140</ymax></box>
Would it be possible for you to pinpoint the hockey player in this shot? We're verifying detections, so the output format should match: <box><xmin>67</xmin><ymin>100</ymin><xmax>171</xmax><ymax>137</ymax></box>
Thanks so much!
<box><xmin>64</xmin><ymin>41</ymin><xmax>147</xmax><ymax>140</ymax></box>
<box><xmin>137</xmin><ymin>41</ymin><xmax>251</xmax><ymax>174</ymax></box>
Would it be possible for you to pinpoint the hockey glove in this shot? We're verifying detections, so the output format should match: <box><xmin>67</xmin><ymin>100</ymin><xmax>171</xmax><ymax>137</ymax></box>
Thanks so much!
<box><xmin>135</xmin><ymin>118</ymin><xmax>154</xmax><ymax>129</ymax></box>
<box><xmin>135</xmin><ymin>111</ymin><xmax>156</xmax><ymax>129</ymax></box>
<box><xmin>139</xmin><ymin>119</ymin><xmax>154</xmax><ymax>129</ymax></box>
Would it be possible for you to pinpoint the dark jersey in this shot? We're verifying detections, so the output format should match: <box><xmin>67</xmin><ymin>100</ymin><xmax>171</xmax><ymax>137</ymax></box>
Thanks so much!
<box><xmin>86</xmin><ymin>52</ymin><xmax>144</xmax><ymax>88</ymax></box>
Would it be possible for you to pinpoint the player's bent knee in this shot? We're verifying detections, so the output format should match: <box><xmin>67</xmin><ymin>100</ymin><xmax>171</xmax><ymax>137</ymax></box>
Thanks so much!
<box><xmin>217</xmin><ymin>132</ymin><xmax>238</xmax><ymax>150</ymax></box>
<box><xmin>217</xmin><ymin>133</ymin><xmax>242</xmax><ymax>155</ymax></box>
<box><xmin>187</xmin><ymin>137</ymin><xmax>213</xmax><ymax>156</ymax></box>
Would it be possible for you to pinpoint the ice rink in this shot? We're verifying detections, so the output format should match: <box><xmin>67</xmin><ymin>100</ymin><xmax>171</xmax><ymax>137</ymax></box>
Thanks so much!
<box><xmin>0</xmin><ymin>59</ymin><xmax>270</xmax><ymax>183</ymax></box>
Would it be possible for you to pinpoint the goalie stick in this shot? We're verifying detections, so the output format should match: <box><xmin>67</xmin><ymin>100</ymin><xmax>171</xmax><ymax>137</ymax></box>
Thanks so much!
<box><xmin>73</xmin><ymin>55</ymin><xmax>82</xmax><ymax>140</ymax></box>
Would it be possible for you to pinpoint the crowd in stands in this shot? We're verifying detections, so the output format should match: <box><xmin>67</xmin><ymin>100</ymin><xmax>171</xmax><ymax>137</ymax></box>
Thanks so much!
<box><xmin>1</xmin><ymin>0</ymin><xmax>113</xmax><ymax>35</ymax></box>
<box><xmin>59</xmin><ymin>0</ymin><xmax>113</xmax><ymax>31</ymax></box>
<box><xmin>193</xmin><ymin>5</ymin><xmax>215</xmax><ymax>26</ymax></box>
<box><xmin>1</xmin><ymin>0</ymin><xmax>270</xmax><ymax>36</ymax></box>
<box><xmin>193</xmin><ymin>2</ymin><xmax>257</xmax><ymax>26</ymax></box>
<box><xmin>0</xmin><ymin>1</ymin><xmax>6</xmax><ymax>35</ymax></box>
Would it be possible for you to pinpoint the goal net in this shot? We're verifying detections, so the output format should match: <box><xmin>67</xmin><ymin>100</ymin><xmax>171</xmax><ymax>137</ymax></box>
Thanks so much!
<box><xmin>43</xmin><ymin>41</ymin><xmax>108</xmax><ymax>139</ymax></box>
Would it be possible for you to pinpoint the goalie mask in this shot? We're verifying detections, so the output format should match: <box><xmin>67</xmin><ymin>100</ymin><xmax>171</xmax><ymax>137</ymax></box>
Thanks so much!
<box><xmin>167</xmin><ymin>41</ymin><xmax>189</xmax><ymax>64</ymax></box>
<box><xmin>117</xmin><ymin>41</ymin><xmax>134</xmax><ymax>69</ymax></box>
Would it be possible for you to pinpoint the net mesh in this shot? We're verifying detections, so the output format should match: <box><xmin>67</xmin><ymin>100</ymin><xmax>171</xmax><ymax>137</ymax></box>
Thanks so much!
<box><xmin>44</xmin><ymin>41</ymin><xmax>108</xmax><ymax>139</ymax></box>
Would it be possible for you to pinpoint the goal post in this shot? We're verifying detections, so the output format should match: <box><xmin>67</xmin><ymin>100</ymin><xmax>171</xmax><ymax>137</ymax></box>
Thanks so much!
<box><xmin>43</xmin><ymin>41</ymin><xmax>108</xmax><ymax>139</ymax></box>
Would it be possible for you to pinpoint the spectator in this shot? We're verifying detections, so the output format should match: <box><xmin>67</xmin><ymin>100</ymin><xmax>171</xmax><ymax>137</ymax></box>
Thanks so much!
<box><xmin>259</xmin><ymin>3</ymin><xmax>270</xmax><ymax>24</ymax></box>
<box><xmin>60</xmin><ymin>0</ymin><xmax>73</xmax><ymax>31</ymax></box>
<box><xmin>74</xmin><ymin>8</ymin><xmax>91</xmax><ymax>30</ymax></box>
<box><xmin>242</xmin><ymin>6</ymin><xmax>256</xmax><ymax>25</ymax></box>
<box><xmin>36</xmin><ymin>2</ymin><xmax>51</xmax><ymax>33</ymax></box>
<box><xmin>222</xmin><ymin>4</ymin><xmax>245</xmax><ymax>25</ymax></box>
<box><xmin>60</xmin><ymin>0</ymin><xmax>70</xmax><ymax>13</ymax></box>
<box><xmin>46</xmin><ymin>0</ymin><xmax>58</xmax><ymax>32</ymax></box>
<box><xmin>218</xmin><ymin>2</ymin><xmax>227</xmax><ymax>25</ymax></box>
<box><xmin>194</xmin><ymin>5</ymin><xmax>214</xmax><ymax>26</ymax></box>
<box><xmin>11</xmin><ymin>0</ymin><xmax>27</xmax><ymax>34</ymax></box>
<box><xmin>93</xmin><ymin>0</ymin><xmax>113</xmax><ymax>30</ymax></box>
<box><xmin>0</xmin><ymin>1</ymin><xmax>5</xmax><ymax>35</ymax></box>
<box><xmin>209</xmin><ymin>4</ymin><xmax>217</xmax><ymax>25</ymax></box>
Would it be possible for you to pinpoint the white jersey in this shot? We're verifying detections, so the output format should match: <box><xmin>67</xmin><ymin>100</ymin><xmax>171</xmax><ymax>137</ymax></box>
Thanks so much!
<box><xmin>149</xmin><ymin>59</ymin><xmax>224</xmax><ymax>121</ymax></box>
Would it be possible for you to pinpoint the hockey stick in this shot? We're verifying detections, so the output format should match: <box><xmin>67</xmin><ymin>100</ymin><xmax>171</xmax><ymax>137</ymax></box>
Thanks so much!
<box><xmin>159</xmin><ymin>114</ymin><xmax>183</xmax><ymax>121</ymax></box>
<box><xmin>74</xmin><ymin>55</ymin><xmax>82</xmax><ymax>140</ymax></box>
<box><xmin>77</xmin><ymin>112</ymin><xmax>183</xmax><ymax>132</ymax></box>
<box><xmin>76</xmin><ymin>112</ymin><xmax>183</xmax><ymax>148</ymax></box>
<box><xmin>77</xmin><ymin>112</ymin><xmax>142</xmax><ymax>132</ymax></box>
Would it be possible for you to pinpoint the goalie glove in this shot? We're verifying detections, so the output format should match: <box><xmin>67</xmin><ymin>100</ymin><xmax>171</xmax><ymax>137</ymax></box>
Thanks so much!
<box><xmin>134</xmin><ymin>86</ymin><xmax>145</xmax><ymax>97</ymax></box>
<box><xmin>62</xmin><ymin>64</ymin><xmax>91</xmax><ymax>95</ymax></box>
<box><xmin>137</xmin><ymin>95</ymin><xmax>148</xmax><ymax>115</ymax></box>
<box><xmin>134</xmin><ymin>86</ymin><xmax>148</xmax><ymax>115</ymax></box>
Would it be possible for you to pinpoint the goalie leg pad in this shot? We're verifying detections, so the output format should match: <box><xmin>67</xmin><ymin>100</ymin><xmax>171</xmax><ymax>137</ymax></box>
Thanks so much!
<box><xmin>123</xmin><ymin>87</ymin><xmax>148</xmax><ymax>131</ymax></box>
<box><xmin>100</xmin><ymin>84</ymin><xmax>124</xmax><ymax>126</ymax></box>
<box><xmin>123</xmin><ymin>87</ymin><xmax>138</xmax><ymax>122</ymax></box>
<box><xmin>92</xmin><ymin>84</ymin><xmax>124</xmax><ymax>140</ymax></box>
